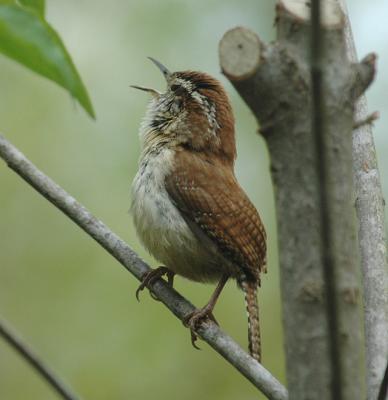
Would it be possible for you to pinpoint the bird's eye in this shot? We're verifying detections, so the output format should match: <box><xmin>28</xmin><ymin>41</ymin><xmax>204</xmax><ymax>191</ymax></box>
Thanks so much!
<box><xmin>174</xmin><ymin>98</ymin><xmax>182</xmax><ymax>108</ymax></box>
<box><xmin>170</xmin><ymin>83</ymin><xmax>188</xmax><ymax>97</ymax></box>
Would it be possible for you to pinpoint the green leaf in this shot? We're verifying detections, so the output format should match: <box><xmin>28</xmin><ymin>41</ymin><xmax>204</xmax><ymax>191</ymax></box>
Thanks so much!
<box><xmin>18</xmin><ymin>0</ymin><xmax>45</xmax><ymax>17</ymax></box>
<box><xmin>0</xmin><ymin>4</ymin><xmax>95</xmax><ymax>118</ymax></box>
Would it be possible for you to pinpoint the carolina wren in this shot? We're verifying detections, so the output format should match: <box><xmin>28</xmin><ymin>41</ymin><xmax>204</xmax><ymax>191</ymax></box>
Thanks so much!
<box><xmin>131</xmin><ymin>58</ymin><xmax>267</xmax><ymax>362</ymax></box>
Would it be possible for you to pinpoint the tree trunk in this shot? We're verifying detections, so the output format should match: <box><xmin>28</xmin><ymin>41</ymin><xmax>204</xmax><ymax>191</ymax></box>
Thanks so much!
<box><xmin>219</xmin><ymin>1</ymin><xmax>376</xmax><ymax>398</ymax></box>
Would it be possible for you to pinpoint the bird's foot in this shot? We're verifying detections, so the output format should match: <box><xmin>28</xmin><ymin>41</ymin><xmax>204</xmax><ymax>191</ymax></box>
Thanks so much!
<box><xmin>136</xmin><ymin>266</ymin><xmax>175</xmax><ymax>301</ymax></box>
<box><xmin>182</xmin><ymin>275</ymin><xmax>228</xmax><ymax>350</ymax></box>
<box><xmin>183</xmin><ymin>306</ymin><xmax>219</xmax><ymax>350</ymax></box>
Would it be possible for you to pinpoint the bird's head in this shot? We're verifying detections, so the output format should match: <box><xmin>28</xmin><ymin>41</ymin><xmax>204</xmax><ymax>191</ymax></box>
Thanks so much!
<box><xmin>132</xmin><ymin>58</ymin><xmax>236</xmax><ymax>163</ymax></box>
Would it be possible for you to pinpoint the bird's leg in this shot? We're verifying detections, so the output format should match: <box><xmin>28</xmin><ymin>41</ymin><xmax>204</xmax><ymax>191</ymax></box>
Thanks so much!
<box><xmin>183</xmin><ymin>274</ymin><xmax>229</xmax><ymax>349</ymax></box>
<box><xmin>136</xmin><ymin>266</ymin><xmax>175</xmax><ymax>301</ymax></box>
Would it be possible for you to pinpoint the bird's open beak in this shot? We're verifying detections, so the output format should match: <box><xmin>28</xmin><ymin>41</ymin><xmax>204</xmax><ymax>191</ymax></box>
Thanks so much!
<box><xmin>130</xmin><ymin>57</ymin><xmax>171</xmax><ymax>96</ymax></box>
<box><xmin>147</xmin><ymin>57</ymin><xmax>171</xmax><ymax>81</ymax></box>
<box><xmin>129</xmin><ymin>85</ymin><xmax>160</xmax><ymax>97</ymax></box>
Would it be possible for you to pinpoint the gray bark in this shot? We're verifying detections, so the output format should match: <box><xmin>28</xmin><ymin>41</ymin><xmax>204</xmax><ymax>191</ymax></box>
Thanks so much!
<box><xmin>0</xmin><ymin>133</ymin><xmax>288</xmax><ymax>400</ymax></box>
<box><xmin>219</xmin><ymin>1</ymin><xmax>375</xmax><ymax>399</ymax></box>
<box><xmin>338</xmin><ymin>3</ymin><xmax>388</xmax><ymax>399</ymax></box>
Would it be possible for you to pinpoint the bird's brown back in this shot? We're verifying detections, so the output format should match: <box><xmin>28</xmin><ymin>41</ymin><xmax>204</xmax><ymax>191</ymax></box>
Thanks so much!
<box><xmin>166</xmin><ymin>148</ymin><xmax>267</xmax><ymax>282</ymax></box>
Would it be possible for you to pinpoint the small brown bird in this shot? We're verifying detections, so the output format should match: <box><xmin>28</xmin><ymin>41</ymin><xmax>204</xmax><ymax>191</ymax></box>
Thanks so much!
<box><xmin>131</xmin><ymin>58</ymin><xmax>267</xmax><ymax>362</ymax></box>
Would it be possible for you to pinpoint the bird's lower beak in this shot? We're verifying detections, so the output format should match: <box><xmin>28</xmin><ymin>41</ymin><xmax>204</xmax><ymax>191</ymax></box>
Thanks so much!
<box><xmin>131</xmin><ymin>58</ymin><xmax>170</xmax><ymax>97</ymax></box>
<box><xmin>130</xmin><ymin>85</ymin><xmax>160</xmax><ymax>97</ymax></box>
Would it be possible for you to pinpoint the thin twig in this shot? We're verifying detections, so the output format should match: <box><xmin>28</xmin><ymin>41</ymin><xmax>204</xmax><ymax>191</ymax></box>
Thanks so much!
<box><xmin>338</xmin><ymin>2</ymin><xmax>388</xmax><ymax>399</ymax></box>
<box><xmin>0</xmin><ymin>318</ymin><xmax>81</xmax><ymax>400</ymax></box>
<box><xmin>353</xmin><ymin>111</ymin><xmax>379</xmax><ymax>130</ymax></box>
<box><xmin>310</xmin><ymin>0</ymin><xmax>342</xmax><ymax>398</ymax></box>
<box><xmin>0</xmin><ymin>133</ymin><xmax>288</xmax><ymax>400</ymax></box>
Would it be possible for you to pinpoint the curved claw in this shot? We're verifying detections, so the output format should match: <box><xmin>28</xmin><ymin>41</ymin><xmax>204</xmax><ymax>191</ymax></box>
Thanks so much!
<box><xmin>190</xmin><ymin>330</ymin><xmax>201</xmax><ymax>350</ymax></box>
<box><xmin>135</xmin><ymin>275</ymin><xmax>148</xmax><ymax>301</ymax></box>
<box><xmin>182</xmin><ymin>313</ymin><xmax>201</xmax><ymax>350</ymax></box>
<box><xmin>135</xmin><ymin>267</ymin><xmax>174</xmax><ymax>301</ymax></box>
<box><xmin>149</xmin><ymin>291</ymin><xmax>160</xmax><ymax>301</ymax></box>
<box><xmin>183</xmin><ymin>308</ymin><xmax>219</xmax><ymax>351</ymax></box>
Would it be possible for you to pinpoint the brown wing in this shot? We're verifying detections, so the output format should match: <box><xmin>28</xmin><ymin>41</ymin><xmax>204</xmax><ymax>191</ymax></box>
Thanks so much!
<box><xmin>165</xmin><ymin>150</ymin><xmax>266</xmax><ymax>281</ymax></box>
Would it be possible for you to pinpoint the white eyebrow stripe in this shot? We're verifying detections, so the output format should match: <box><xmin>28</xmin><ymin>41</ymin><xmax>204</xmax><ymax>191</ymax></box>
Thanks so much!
<box><xmin>174</xmin><ymin>78</ymin><xmax>194</xmax><ymax>92</ymax></box>
<box><xmin>191</xmin><ymin>91</ymin><xmax>205</xmax><ymax>105</ymax></box>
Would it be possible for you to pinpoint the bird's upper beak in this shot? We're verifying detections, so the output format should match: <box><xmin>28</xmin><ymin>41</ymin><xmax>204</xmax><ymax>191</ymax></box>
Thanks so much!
<box><xmin>147</xmin><ymin>57</ymin><xmax>171</xmax><ymax>81</ymax></box>
<box><xmin>130</xmin><ymin>57</ymin><xmax>171</xmax><ymax>97</ymax></box>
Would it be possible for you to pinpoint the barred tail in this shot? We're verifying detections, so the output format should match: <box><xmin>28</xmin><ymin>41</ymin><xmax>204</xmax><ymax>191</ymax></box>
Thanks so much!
<box><xmin>238</xmin><ymin>275</ymin><xmax>261</xmax><ymax>362</ymax></box>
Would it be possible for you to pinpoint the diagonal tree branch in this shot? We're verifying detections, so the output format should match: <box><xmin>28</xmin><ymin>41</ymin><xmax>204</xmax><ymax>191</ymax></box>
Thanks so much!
<box><xmin>338</xmin><ymin>2</ymin><xmax>388</xmax><ymax>399</ymax></box>
<box><xmin>0</xmin><ymin>318</ymin><xmax>82</xmax><ymax>400</ymax></box>
<box><xmin>0</xmin><ymin>133</ymin><xmax>288</xmax><ymax>400</ymax></box>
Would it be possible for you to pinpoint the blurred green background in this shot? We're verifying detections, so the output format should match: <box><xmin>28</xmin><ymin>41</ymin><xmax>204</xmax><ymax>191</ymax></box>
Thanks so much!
<box><xmin>0</xmin><ymin>1</ymin><xmax>386</xmax><ymax>399</ymax></box>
